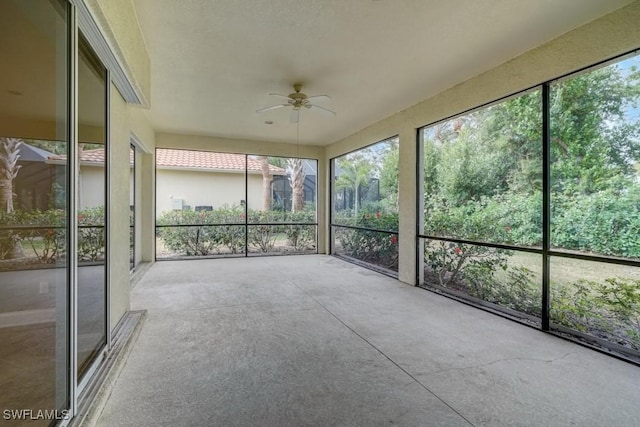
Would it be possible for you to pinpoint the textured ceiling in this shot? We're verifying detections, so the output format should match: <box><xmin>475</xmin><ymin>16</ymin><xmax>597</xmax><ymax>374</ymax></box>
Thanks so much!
<box><xmin>132</xmin><ymin>0</ymin><xmax>632</xmax><ymax>146</ymax></box>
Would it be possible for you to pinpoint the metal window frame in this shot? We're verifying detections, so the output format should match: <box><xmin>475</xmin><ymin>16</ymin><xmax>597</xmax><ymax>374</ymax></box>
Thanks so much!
<box><xmin>153</xmin><ymin>150</ymin><xmax>320</xmax><ymax>260</ymax></box>
<box><xmin>328</xmin><ymin>136</ymin><xmax>400</xmax><ymax>275</ymax></box>
<box><xmin>415</xmin><ymin>48</ymin><xmax>640</xmax><ymax>366</ymax></box>
<box><xmin>67</xmin><ymin>4</ymin><xmax>78</xmax><ymax>420</ymax></box>
<box><xmin>129</xmin><ymin>143</ymin><xmax>136</xmax><ymax>271</ymax></box>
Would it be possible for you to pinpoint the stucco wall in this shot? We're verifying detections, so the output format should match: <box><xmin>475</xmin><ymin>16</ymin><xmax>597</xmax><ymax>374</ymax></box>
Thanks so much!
<box><xmin>108</xmin><ymin>82</ymin><xmax>130</xmax><ymax>332</ymax></box>
<box><xmin>324</xmin><ymin>1</ymin><xmax>640</xmax><ymax>285</ymax></box>
<box><xmin>86</xmin><ymin>0</ymin><xmax>151</xmax><ymax>105</ymax></box>
<box><xmin>78</xmin><ymin>165</ymin><xmax>104</xmax><ymax>210</ymax></box>
<box><xmin>155</xmin><ymin>168</ymin><xmax>265</xmax><ymax>215</ymax></box>
<box><xmin>129</xmin><ymin>107</ymin><xmax>156</xmax><ymax>264</ymax></box>
<box><xmin>106</xmin><ymin>83</ymin><xmax>156</xmax><ymax>333</ymax></box>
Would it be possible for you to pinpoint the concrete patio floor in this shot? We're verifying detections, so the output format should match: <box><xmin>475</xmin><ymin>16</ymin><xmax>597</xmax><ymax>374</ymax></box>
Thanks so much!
<box><xmin>96</xmin><ymin>255</ymin><xmax>640</xmax><ymax>426</ymax></box>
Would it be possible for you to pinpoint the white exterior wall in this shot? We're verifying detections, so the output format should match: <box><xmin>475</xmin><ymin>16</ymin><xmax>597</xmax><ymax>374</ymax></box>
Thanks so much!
<box><xmin>155</xmin><ymin>168</ymin><xmax>265</xmax><ymax>216</ymax></box>
<box><xmin>78</xmin><ymin>165</ymin><xmax>104</xmax><ymax>210</ymax></box>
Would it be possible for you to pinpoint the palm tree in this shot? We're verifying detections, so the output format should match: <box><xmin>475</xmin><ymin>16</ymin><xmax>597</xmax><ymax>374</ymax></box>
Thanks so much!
<box><xmin>335</xmin><ymin>158</ymin><xmax>372</xmax><ymax>216</ymax></box>
<box><xmin>287</xmin><ymin>158</ymin><xmax>306</xmax><ymax>212</ymax></box>
<box><xmin>258</xmin><ymin>156</ymin><xmax>271</xmax><ymax>211</ymax></box>
<box><xmin>0</xmin><ymin>137</ymin><xmax>22</xmax><ymax>213</ymax></box>
<box><xmin>0</xmin><ymin>137</ymin><xmax>25</xmax><ymax>258</ymax></box>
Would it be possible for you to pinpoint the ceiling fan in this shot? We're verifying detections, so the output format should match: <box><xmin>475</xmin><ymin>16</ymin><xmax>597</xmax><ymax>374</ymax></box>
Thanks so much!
<box><xmin>256</xmin><ymin>83</ymin><xmax>336</xmax><ymax>123</ymax></box>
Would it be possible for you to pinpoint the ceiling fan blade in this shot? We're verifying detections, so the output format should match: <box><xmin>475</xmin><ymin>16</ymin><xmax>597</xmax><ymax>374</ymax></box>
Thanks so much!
<box><xmin>268</xmin><ymin>93</ymin><xmax>291</xmax><ymax>101</ymax></box>
<box><xmin>306</xmin><ymin>95</ymin><xmax>332</xmax><ymax>102</ymax></box>
<box><xmin>290</xmin><ymin>109</ymin><xmax>300</xmax><ymax>124</ymax></box>
<box><xmin>256</xmin><ymin>104</ymin><xmax>289</xmax><ymax>113</ymax></box>
<box><xmin>309</xmin><ymin>104</ymin><xmax>336</xmax><ymax>116</ymax></box>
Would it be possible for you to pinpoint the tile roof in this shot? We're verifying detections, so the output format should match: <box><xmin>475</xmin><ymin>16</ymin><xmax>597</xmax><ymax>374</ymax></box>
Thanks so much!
<box><xmin>49</xmin><ymin>148</ymin><xmax>285</xmax><ymax>173</ymax></box>
<box><xmin>156</xmin><ymin>149</ymin><xmax>284</xmax><ymax>173</ymax></box>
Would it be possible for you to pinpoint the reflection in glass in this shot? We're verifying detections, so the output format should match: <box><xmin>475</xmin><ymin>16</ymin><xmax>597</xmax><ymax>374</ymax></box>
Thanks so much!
<box><xmin>0</xmin><ymin>0</ymin><xmax>70</xmax><ymax>420</ymax></box>
<box><xmin>77</xmin><ymin>35</ymin><xmax>107</xmax><ymax>379</ymax></box>
<box><xmin>421</xmin><ymin>90</ymin><xmax>542</xmax><ymax>247</ymax></box>
<box><xmin>421</xmin><ymin>239</ymin><xmax>542</xmax><ymax>321</ymax></box>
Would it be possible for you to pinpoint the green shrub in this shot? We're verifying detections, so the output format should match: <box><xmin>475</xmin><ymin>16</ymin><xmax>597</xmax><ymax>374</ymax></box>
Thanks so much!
<box><xmin>551</xmin><ymin>277</ymin><xmax>640</xmax><ymax>350</ymax></box>
<box><xmin>157</xmin><ymin>209</ymin><xmax>227</xmax><ymax>256</ymax></box>
<box><xmin>335</xmin><ymin>209</ymin><xmax>399</xmax><ymax>270</ymax></box>
<box><xmin>423</xmin><ymin>197</ymin><xmax>544</xmax><ymax>317</ymax></box>
<box><xmin>551</xmin><ymin>187</ymin><xmax>640</xmax><ymax>258</ymax></box>
<box><xmin>0</xmin><ymin>211</ymin><xmax>19</xmax><ymax>259</ymax></box>
<box><xmin>283</xmin><ymin>210</ymin><xmax>316</xmax><ymax>251</ymax></box>
<box><xmin>21</xmin><ymin>209</ymin><xmax>67</xmax><ymax>263</ymax></box>
<box><xmin>157</xmin><ymin>205</ymin><xmax>318</xmax><ymax>256</ymax></box>
<box><xmin>78</xmin><ymin>206</ymin><xmax>106</xmax><ymax>261</ymax></box>
<box><xmin>424</xmin><ymin>192</ymin><xmax>541</xmax><ymax>246</ymax></box>
<box><xmin>424</xmin><ymin>240</ymin><xmax>510</xmax><ymax>288</ymax></box>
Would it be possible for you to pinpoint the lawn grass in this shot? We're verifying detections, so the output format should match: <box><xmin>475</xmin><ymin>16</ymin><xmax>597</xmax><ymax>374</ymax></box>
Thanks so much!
<box><xmin>506</xmin><ymin>250</ymin><xmax>640</xmax><ymax>287</ymax></box>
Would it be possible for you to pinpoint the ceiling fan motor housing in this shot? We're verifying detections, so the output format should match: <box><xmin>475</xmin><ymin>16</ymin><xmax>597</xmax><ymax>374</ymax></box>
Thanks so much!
<box><xmin>288</xmin><ymin>86</ymin><xmax>308</xmax><ymax>109</ymax></box>
<box><xmin>256</xmin><ymin>83</ymin><xmax>335</xmax><ymax>118</ymax></box>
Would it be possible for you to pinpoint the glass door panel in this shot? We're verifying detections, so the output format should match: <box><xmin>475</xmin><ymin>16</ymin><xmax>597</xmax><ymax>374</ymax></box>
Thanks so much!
<box><xmin>0</xmin><ymin>0</ymin><xmax>71</xmax><ymax>422</ymax></box>
<box><xmin>77</xmin><ymin>34</ymin><xmax>107</xmax><ymax>380</ymax></box>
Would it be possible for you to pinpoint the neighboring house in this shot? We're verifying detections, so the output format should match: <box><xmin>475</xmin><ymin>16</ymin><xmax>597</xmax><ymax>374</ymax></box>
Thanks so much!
<box><xmin>13</xmin><ymin>143</ymin><xmax>62</xmax><ymax>211</ymax></box>
<box><xmin>47</xmin><ymin>146</ymin><xmax>106</xmax><ymax>210</ymax></box>
<box><xmin>48</xmin><ymin>148</ymin><xmax>319</xmax><ymax>214</ymax></box>
<box><xmin>154</xmin><ymin>149</ymin><xmax>287</xmax><ymax>214</ymax></box>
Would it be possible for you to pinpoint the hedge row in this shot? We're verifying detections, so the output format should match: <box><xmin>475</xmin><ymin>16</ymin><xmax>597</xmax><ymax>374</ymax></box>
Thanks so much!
<box><xmin>156</xmin><ymin>206</ymin><xmax>316</xmax><ymax>256</ymax></box>
<box><xmin>0</xmin><ymin>207</ymin><xmax>105</xmax><ymax>263</ymax></box>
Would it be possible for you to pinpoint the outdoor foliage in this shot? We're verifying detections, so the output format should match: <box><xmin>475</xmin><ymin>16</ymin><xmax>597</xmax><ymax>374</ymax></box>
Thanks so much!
<box><xmin>157</xmin><ymin>206</ymin><xmax>245</xmax><ymax>256</ymax></box>
<box><xmin>78</xmin><ymin>206</ymin><xmax>105</xmax><ymax>261</ymax></box>
<box><xmin>283</xmin><ymin>211</ymin><xmax>316</xmax><ymax>251</ymax></box>
<box><xmin>424</xmin><ymin>239</ymin><xmax>541</xmax><ymax>317</ymax></box>
<box><xmin>552</xmin><ymin>277</ymin><xmax>640</xmax><ymax>350</ymax></box>
<box><xmin>422</xmin><ymin>203</ymin><xmax>541</xmax><ymax>317</ymax></box>
<box><xmin>333</xmin><ymin>138</ymin><xmax>399</xmax><ymax>272</ymax></box>
<box><xmin>551</xmin><ymin>186</ymin><xmax>640</xmax><ymax>257</ymax></box>
<box><xmin>0</xmin><ymin>211</ymin><xmax>26</xmax><ymax>259</ymax></box>
<box><xmin>421</xmin><ymin>55</ymin><xmax>640</xmax><ymax>350</ymax></box>
<box><xmin>22</xmin><ymin>209</ymin><xmax>66</xmax><ymax>263</ymax></box>
<box><xmin>334</xmin><ymin>208</ymin><xmax>399</xmax><ymax>271</ymax></box>
<box><xmin>156</xmin><ymin>205</ymin><xmax>316</xmax><ymax>257</ymax></box>
<box><xmin>0</xmin><ymin>207</ymin><xmax>105</xmax><ymax>263</ymax></box>
<box><xmin>423</xmin><ymin>58</ymin><xmax>640</xmax><ymax>257</ymax></box>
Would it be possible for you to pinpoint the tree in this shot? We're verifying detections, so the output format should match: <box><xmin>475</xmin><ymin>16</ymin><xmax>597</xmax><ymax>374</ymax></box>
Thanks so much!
<box><xmin>287</xmin><ymin>158</ymin><xmax>306</xmax><ymax>212</ymax></box>
<box><xmin>335</xmin><ymin>158</ymin><xmax>373</xmax><ymax>216</ymax></box>
<box><xmin>258</xmin><ymin>156</ymin><xmax>271</xmax><ymax>211</ymax></box>
<box><xmin>0</xmin><ymin>137</ymin><xmax>22</xmax><ymax>213</ymax></box>
<box><xmin>379</xmin><ymin>143</ymin><xmax>399</xmax><ymax>209</ymax></box>
<box><xmin>0</xmin><ymin>137</ymin><xmax>25</xmax><ymax>258</ymax></box>
<box><xmin>549</xmin><ymin>64</ymin><xmax>640</xmax><ymax>193</ymax></box>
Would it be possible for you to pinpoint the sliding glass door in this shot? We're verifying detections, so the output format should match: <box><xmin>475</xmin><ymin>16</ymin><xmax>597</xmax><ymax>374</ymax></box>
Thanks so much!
<box><xmin>0</xmin><ymin>0</ymin><xmax>71</xmax><ymax>422</ymax></box>
<box><xmin>76</xmin><ymin>34</ymin><xmax>107</xmax><ymax>381</ymax></box>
